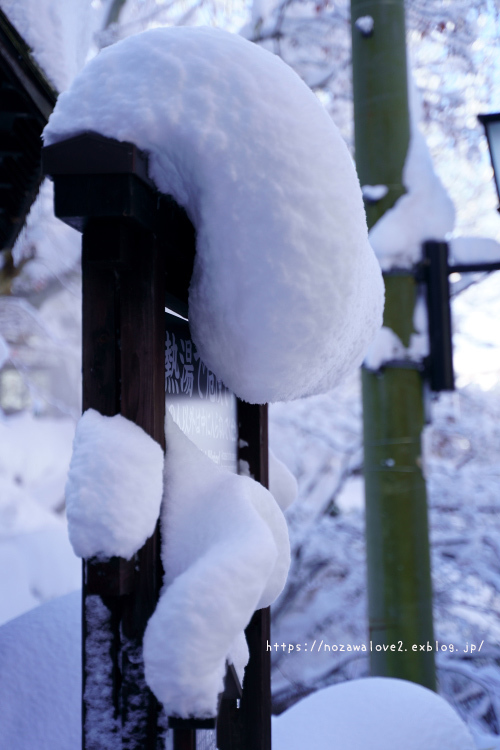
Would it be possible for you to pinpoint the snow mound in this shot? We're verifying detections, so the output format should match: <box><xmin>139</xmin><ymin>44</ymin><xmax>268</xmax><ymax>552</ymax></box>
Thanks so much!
<box><xmin>0</xmin><ymin>591</ymin><xmax>81</xmax><ymax>750</ymax></box>
<box><xmin>272</xmin><ymin>677</ymin><xmax>475</xmax><ymax>750</ymax></box>
<box><xmin>0</xmin><ymin>413</ymin><xmax>81</xmax><ymax>624</ymax></box>
<box><xmin>450</xmin><ymin>236</ymin><xmax>500</xmax><ymax>266</ymax></box>
<box><xmin>0</xmin><ymin>411</ymin><xmax>76</xmax><ymax>513</ymax></box>
<box><xmin>269</xmin><ymin>448</ymin><xmax>298</xmax><ymax>511</ymax></box>
<box><xmin>143</xmin><ymin>413</ymin><xmax>290</xmax><ymax>718</ymax></box>
<box><xmin>0</xmin><ymin>333</ymin><xmax>8</xmax><ymax>369</ymax></box>
<box><xmin>65</xmin><ymin>409</ymin><xmax>164</xmax><ymax>559</ymax></box>
<box><xmin>0</xmin><ymin>524</ymin><xmax>80</xmax><ymax>625</ymax></box>
<box><xmin>44</xmin><ymin>26</ymin><xmax>384</xmax><ymax>404</ymax></box>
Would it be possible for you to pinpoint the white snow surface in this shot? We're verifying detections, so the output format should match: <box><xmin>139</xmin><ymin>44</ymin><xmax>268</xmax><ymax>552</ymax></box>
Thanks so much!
<box><xmin>272</xmin><ymin>677</ymin><xmax>475</xmax><ymax>750</ymax></box>
<box><xmin>269</xmin><ymin>448</ymin><xmax>298</xmax><ymax>511</ymax></box>
<box><xmin>0</xmin><ymin>0</ymin><xmax>101</xmax><ymax>92</ymax></box>
<box><xmin>0</xmin><ymin>591</ymin><xmax>81</xmax><ymax>750</ymax></box>
<box><xmin>65</xmin><ymin>409</ymin><xmax>164</xmax><ymax>560</ymax></box>
<box><xmin>143</xmin><ymin>413</ymin><xmax>290</xmax><ymax>718</ymax></box>
<box><xmin>44</xmin><ymin>26</ymin><xmax>384</xmax><ymax>404</ymax></box>
<box><xmin>362</xmin><ymin>184</ymin><xmax>388</xmax><ymax>201</ymax></box>
<box><xmin>364</xmin><ymin>321</ymin><xmax>428</xmax><ymax>370</ymax></box>
<box><xmin>364</xmin><ymin>326</ymin><xmax>405</xmax><ymax>370</ymax></box>
<box><xmin>369</xmin><ymin>76</ymin><xmax>455</xmax><ymax>271</ymax></box>
<box><xmin>0</xmin><ymin>413</ymin><xmax>80</xmax><ymax>624</ymax></box>
<box><xmin>0</xmin><ymin>332</ymin><xmax>8</xmax><ymax>370</ymax></box>
<box><xmin>450</xmin><ymin>236</ymin><xmax>500</xmax><ymax>266</ymax></box>
<box><xmin>355</xmin><ymin>16</ymin><xmax>374</xmax><ymax>35</ymax></box>
<box><xmin>251</xmin><ymin>0</ymin><xmax>276</xmax><ymax>26</ymax></box>
<box><xmin>12</xmin><ymin>180</ymin><xmax>82</xmax><ymax>294</ymax></box>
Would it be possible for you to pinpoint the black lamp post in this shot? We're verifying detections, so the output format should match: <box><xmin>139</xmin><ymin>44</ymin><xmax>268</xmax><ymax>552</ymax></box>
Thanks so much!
<box><xmin>478</xmin><ymin>112</ymin><xmax>500</xmax><ymax>209</ymax></box>
<box><xmin>419</xmin><ymin>114</ymin><xmax>500</xmax><ymax>393</ymax></box>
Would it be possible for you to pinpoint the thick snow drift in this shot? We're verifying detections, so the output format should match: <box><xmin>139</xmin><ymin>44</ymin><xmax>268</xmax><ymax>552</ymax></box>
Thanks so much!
<box><xmin>0</xmin><ymin>591</ymin><xmax>81</xmax><ymax>750</ymax></box>
<box><xmin>44</xmin><ymin>26</ymin><xmax>383</xmax><ymax>404</ymax></box>
<box><xmin>143</xmin><ymin>413</ymin><xmax>290</xmax><ymax>718</ymax></box>
<box><xmin>0</xmin><ymin>413</ymin><xmax>81</xmax><ymax>625</ymax></box>
<box><xmin>272</xmin><ymin>677</ymin><xmax>475</xmax><ymax>750</ymax></box>
<box><xmin>65</xmin><ymin>409</ymin><xmax>164</xmax><ymax>559</ymax></box>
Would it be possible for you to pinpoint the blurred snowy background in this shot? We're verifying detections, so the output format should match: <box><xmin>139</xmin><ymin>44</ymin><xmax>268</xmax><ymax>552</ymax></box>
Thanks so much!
<box><xmin>1</xmin><ymin>0</ymin><xmax>500</xmax><ymax>745</ymax></box>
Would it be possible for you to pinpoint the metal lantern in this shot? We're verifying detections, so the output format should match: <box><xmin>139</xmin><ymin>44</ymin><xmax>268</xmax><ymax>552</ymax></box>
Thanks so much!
<box><xmin>478</xmin><ymin>112</ymin><xmax>500</xmax><ymax>208</ymax></box>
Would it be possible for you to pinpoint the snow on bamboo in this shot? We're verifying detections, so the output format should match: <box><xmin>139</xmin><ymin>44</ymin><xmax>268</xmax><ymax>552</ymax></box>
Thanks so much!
<box><xmin>364</xmin><ymin>74</ymin><xmax>454</xmax><ymax>372</ymax></box>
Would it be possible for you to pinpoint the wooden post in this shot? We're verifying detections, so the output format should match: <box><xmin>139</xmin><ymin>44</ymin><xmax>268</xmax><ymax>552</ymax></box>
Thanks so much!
<box><xmin>44</xmin><ymin>133</ymin><xmax>168</xmax><ymax>748</ymax></box>
<box><xmin>237</xmin><ymin>402</ymin><xmax>271</xmax><ymax>750</ymax></box>
<box><xmin>81</xmin><ymin>217</ymin><xmax>165</xmax><ymax>749</ymax></box>
<box><xmin>43</xmin><ymin>132</ymin><xmax>273</xmax><ymax>750</ymax></box>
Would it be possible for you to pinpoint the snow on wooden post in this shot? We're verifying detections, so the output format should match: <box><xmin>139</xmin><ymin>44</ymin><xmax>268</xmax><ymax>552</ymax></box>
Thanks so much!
<box><xmin>43</xmin><ymin>131</ymin><xmax>170</xmax><ymax>749</ymax></box>
<box><xmin>43</xmin><ymin>131</ymin><xmax>272</xmax><ymax>750</ymax></box>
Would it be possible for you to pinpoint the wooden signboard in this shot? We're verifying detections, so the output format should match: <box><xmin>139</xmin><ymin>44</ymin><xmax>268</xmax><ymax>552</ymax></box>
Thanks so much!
<box><xmin>165</xmin><ymin>312</ymin><xmax>238</xmax><ymax>474</ymax></box>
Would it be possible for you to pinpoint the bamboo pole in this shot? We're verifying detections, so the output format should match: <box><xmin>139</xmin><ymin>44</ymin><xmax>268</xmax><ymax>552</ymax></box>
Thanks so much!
<box><xmin>351</xmin><ymin>0</ymin><xmax>436</xmax><ymax>689</ymax></box>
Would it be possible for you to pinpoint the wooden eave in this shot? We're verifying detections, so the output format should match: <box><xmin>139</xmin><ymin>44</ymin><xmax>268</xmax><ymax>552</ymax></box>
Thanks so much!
<box><xmin>0</xmin><ymin>9</ymin><xmax>57</xmax><ymax>253</ymax></box>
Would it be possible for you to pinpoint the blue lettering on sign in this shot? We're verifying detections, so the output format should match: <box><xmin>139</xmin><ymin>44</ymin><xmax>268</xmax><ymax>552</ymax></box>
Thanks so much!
<box><xmin>165</xmin><ymin>314</ymin><xmax>237</xmax><ymax>472</ymax></box>
<box><xmin>165</xmin><ymin>330</ymin><xmax>232</xmax><ymax>405</ymax></box>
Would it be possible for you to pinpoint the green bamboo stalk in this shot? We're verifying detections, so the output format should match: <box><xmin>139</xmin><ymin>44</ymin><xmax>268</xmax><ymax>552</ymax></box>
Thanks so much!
<box><xmin>351</xmin><ymin>0</ymin><xmax>436</xmax><ymax>689</ymax></box>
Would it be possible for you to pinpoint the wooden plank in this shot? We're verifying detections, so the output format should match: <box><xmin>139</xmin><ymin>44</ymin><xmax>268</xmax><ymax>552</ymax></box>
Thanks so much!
<box><xmin>173</xmin><ymin>728</ymin><xmax>197</xmax><ymax>750</ymax></box>
<box><xmin>237</xmin><ymin>402</ymin><xmax>271</xmax><ymax>750</ymax></box>
<box><xmin>81</xmin><ymin>217</ymin><xmax>165</xmax><ymax>749</ymax></box>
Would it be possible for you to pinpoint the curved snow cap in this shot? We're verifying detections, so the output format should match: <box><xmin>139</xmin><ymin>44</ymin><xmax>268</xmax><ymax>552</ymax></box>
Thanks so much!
<box><xmin>272</xmin><ymin>677</ymin><xmax>475</xmax><ymax>750</ymax></box>
<box><xmin>44</xmin><ymin>27</ymin><xmax>384</xmax><ymax>403</ymax></box>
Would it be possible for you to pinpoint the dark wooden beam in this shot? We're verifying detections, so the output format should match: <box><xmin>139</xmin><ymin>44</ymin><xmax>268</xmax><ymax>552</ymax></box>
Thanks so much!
<box><xmin>44</xmin><ymin>135</ymin><xmax>170</xmax><ymax>749</ymax></box>
<box><xmin>237</xmin><ymin>402</ymin><xmax>271</xmax><ymax>750</ymax></box>
<box><xmin>0</xmin><ymin>9</ymin><xmax>57</xmax><ymax>119</ymax></box>
<box><xmin>0</xmin><ymin>10</ymin><xmax>57</xmax><ymax>255</ymax></box>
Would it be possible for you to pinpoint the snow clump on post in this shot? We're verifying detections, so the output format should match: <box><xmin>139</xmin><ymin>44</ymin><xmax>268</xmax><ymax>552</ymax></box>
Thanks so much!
<box><xmin>44</xmin><ymin>26</ymin><xmax>384</xmax><ymax>404</ymax></box>
<box><xmin>143</xmin><ymin>414</ymin><xmax>290</xmax><ymax>718</ymax></box>
<box><xmin>65</xmin><ymin>409</ymin><xmax>164</xmax><ymax>560</ymax></box>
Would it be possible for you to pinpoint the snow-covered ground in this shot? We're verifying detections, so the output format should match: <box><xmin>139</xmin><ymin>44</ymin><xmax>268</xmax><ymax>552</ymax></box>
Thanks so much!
<box><xmin>273</xmin><ymin>677</ymin><xmax>477</xmax><ymax>750</ymax></box>
<box><xmin>0</xmin><ymin>412</ymin><xmax>80</xmax><ymax>625</ymax></box>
